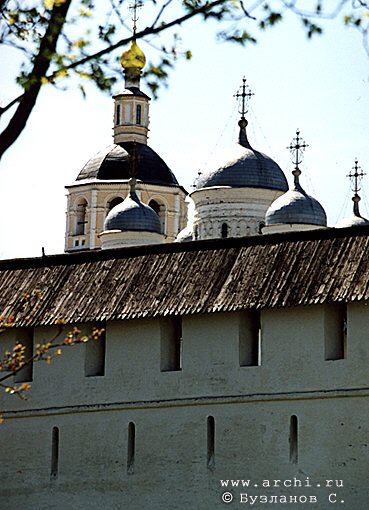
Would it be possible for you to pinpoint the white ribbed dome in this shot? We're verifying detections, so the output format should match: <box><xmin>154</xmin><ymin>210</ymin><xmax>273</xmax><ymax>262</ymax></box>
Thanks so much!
<box><xmin>196</xmin><ymin>120</ymin><xmax>288</xmax><ymax>193</ymax></box>
<box><xmin>335</xmin><ymin>215</ymin><xmax>369</xmax><ymax>228</ymax></box>
<box><xmin>265</xmin><ymin>184</ymin><xmax>327</xmax><ymax>227</ymax></box>
<box><xmin>104</xmin><ymin>180</ymin><xmax>161</xmax><ymax>234</ymax></box>
<box><xmin>175</xmin><ymin>225</ymin><xmax>193</xmax><ymax>243</ymax></box>
<box><xmin>335</xmin><ymin>193</ymin><xmax>369</xmax><ymax>228</ymax></box>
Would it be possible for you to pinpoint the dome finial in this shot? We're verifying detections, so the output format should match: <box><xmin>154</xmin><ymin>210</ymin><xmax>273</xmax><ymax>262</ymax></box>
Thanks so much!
<box><xmin>129</xmin><ymin>0</ymin><xmax>143</xmax><ymax>37</ymax></box>
<box><xmin>287</xmin><ymin>129</ymin><xmax>309</xmax><ymax>189</ymax></box>
<box><xmin>120</xmin><ymin>0</ymin><xmax>146</xmax><ymax>86</ymax></box>
<box><xmin>348</xmin><ymin>158</ymin><xmax>366</xmax><ymax>217</ymax></box>
<box><xmin>335</xmin><ymin>159</ymin><xmax>369</xmax><ymax>228</ymax></box>
<box><xmin>234</xmin><ymin>77</ymin><xmax>254</xmax><ymax>149</ymax></box>
<box><xmin>129</xmin><ymin>177</ymin><xmax>137</xmax><ymax>195</ymax></box>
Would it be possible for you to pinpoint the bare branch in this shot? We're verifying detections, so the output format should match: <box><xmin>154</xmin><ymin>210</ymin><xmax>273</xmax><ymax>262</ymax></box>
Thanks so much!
<box><xmin>150</xmin><ymin>0</ymin><xmax>175</xmax><ymax>29</ymax></box>
<box><xmin>48</xmin><ymin>0</ymin><xmax>227</xmax><ymax>77</ymax></box>
<box><xmin>239</xmin><ymin>0</ymin><xmax>257</xmax><ymax>20</ymax></box>
<box><xmin>0</xmin><ymin>0</ymin><xmax>73</xmax><ymax>158</ymax></box>
<box><xmin>0</xmin><ymin>0</ymin><xmax>227</xmax><ymax>142</ymax></box>
<box><xmin>110</xmin><ymin>0</ymin><xmax>127</xmax><ymax>27</ymax></box>
<box><xmin>281</xmin><ymin>0</ymin><xmax>348</xmax><ymax>20</ymax></box>
<box><xmin>0</xmin><ymin>324</ymin><xmax>64</xmax><ymax>385</ymax></box>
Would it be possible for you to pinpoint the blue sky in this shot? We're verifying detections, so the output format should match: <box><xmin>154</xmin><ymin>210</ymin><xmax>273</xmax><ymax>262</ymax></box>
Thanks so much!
<box><xmin>1</xmin><ymin>5</ymin><xmax>369</xmax><ymax>259</ymax></box>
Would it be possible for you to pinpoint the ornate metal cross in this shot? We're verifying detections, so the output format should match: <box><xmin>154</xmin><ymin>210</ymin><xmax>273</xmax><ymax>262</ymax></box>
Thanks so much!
<box><xmin>287</xmin><ymin>129</ymin><xmax>309</xmax><ymax>173</ymax></box>
<box><xmin>129</xmin><ymin>0</ymin><xmax>143</xmax><ymax>35</ymax></box>
<box><xmin>347</xmin><ymin>159</ymin><xmax>365</xmax><ymax>194</ymax></box>
<box><xmin>234</xmin><ymin>77</ymin><xmax>254</xmax><ymax>119</ymax></box>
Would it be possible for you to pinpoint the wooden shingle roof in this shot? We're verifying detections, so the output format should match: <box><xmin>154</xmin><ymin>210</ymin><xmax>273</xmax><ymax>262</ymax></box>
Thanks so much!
<box><xmin>1</xmin><ymin>226</ymin><xmax>369</xmax><ymax>326</ymax></box>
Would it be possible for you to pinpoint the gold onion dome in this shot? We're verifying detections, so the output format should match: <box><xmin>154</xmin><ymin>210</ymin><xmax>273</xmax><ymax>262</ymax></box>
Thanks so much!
<box><xmin>120</xmin><ymin>40</ymin><xmax>146</xmax><ymax>71</ymax></box>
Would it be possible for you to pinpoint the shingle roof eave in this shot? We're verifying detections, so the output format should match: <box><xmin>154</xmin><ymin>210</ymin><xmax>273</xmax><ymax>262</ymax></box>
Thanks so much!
<box><xmin>1</xmin><ymin>226</ymin><xmax>369</xmax><ymax>326</ymax></box>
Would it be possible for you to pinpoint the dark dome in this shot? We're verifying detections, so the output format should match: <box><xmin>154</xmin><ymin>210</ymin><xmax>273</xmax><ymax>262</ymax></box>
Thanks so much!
<box><xmin>104</xmin><ymin>190</ymin><xmax>161</xmax><ymax>233</ymax></box>
<box><xmin>76</xmin><ymin>142</ymin><xmax>179</xmax><ymax>187</ymax></box>
<box><xmin>196</xmin><ymin>146</ymin><xmax>288</xmax><ymax>192</ymax></box>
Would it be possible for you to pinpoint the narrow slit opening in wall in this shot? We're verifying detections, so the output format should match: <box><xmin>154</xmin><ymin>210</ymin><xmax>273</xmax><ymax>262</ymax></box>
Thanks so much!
<box><xmin>324</xmin><ymin>303</ymin><xmax>347</xmax><ymax>361</ymax></box>
<box><xmin>127</xmin><ymin>422</ymin><xmax>135</xmax><ymax>474</ymax></box>
<box><xmin>136</xmin><ymin>104</ymin><xmax>142</xmax><ymax>125</ymax></box>
<box><xmin>207</xmin><ymin>416</ymin><xmax>215</xmax><ymax>470</ymax></box>
<box><xmin>116</xmin><ymin>104</ymin><xmax>121</xmax><ymax>125</ymax></box>
<box><xmin>51</xmin><ymin>426</ymin><xmax>59</xmax><ymax>479</ymax></box>
<box><xmin>239</xmin><ymin>310</ymin><xmax>261</xmax><ymax>367</ymax></box>
<box><xmin>221</xmin><ymin>223</ymin><xmax>228</xmax><ymax>238</ymax></box>
<box><xmin>14</xmin><ymin>328</ymin><xmax>33</xmax><ymax>383</ymax></box>
<box><xmin>160</xmin><ymin>317</ymin><xmax>182</xmax><ymax>372</ymax></box>
<box><xmin>289</xmin><ymin>415</ymin><xmax>298</xmax><ymax>464</ymax></box>
<box><xmin>85</xmin><ymin>324</ymin><xmax>106</xmax><ymax>377</ymax></box>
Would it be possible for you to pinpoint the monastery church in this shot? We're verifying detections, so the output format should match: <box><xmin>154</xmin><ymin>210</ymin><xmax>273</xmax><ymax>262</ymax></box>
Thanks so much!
<box><xmin>1</xmin><ymin>33</ymin><xmax>369</xmax><ymax>510</ymax></box>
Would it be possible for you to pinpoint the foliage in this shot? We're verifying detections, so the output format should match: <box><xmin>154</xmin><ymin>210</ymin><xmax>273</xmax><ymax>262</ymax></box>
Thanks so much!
<box><xmin>0</xmin><ymin>289</ymin><xmax>104</xmax><ymax>421</ymax></box>
<box><xmin>0</xmin><ymin>0</ymin><xmax>368</xmax><ymax>157</ymax></box>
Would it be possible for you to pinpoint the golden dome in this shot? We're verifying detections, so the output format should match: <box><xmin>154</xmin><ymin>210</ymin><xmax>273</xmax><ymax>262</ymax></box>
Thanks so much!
<box><xmin>120</xmin><ymin>40</ymin><xmax>146</xmax><ymax>71</ymax></box>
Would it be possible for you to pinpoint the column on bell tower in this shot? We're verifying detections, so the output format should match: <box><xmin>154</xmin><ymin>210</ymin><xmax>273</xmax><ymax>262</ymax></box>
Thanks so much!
<box><xmin>113</xmin><ymin>39</ymin><xmax>150</xmax><ymax>145</ymax></box>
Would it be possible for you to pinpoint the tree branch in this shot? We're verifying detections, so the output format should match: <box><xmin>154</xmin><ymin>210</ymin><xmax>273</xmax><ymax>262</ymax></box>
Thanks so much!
<box><xmin>150</xmin><ymin>0</ymin><xmax>175</xmax><ymax>29</ymax></box>
<box><xmin>48</xmin><ymin>0</ymin><xmax>227</xmax><ymax>78</ymax></box>
<box><xmin>0</xmin><ymin>0</ymin><xmax>227</xmax><ymax>149</ymax></box>
<box><xmin>0</xmin><ymin>0</ymin><xmax>73</xmax><ymax>159</ymax></box>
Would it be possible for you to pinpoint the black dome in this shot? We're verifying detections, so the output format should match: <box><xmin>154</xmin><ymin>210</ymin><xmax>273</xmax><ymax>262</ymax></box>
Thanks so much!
<box><xmin>76</xmin><ymin>142</ymin><xmax>179</xmax><ymax>187</ymax></box>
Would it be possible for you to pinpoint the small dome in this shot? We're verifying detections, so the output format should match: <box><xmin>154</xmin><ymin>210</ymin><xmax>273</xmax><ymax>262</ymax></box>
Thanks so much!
<box><xmin>196</xmin><ymin>144</ymin><xmax>288</xmax><ymax>192</ymax></box>
<box><xmin>120</xmin><ymin>40</ymin><xmax>146</xmax><ymax>71</ymax></box>
<box><xmin>76</xmin><ymin>143</ymin><xmax>180</xmax><ymax>187</ymax></box>
<box><xmin>335</xmin><ymin>215</ymin><xmax>369</xmax><ymax>228</ymax></box>
<box><xmin>265</xmin><ymin>184</ymin><xmax>327</xmax><ymax>227</ymax></box>
<box><xmin>175</xmin><ymin>225</ymin><xmax>193</xmax><ymax>243</ymax></box>
<box><xmin>336</xmin><ymin>189</ymin><xmax>369</xmax><ymax>229</ymax></box>
<box><xmin>104</xmin><ymin>181</ymin><xmax>161</xmax><ymax>234</ymax></box>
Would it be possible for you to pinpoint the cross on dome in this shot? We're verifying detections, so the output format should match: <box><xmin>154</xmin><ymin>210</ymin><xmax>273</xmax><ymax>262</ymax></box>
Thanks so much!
<box><xmin>234</xmin><ymin>77</ymin><xmax>254</xmax><ymax>120</ymax></box>
<box><xmin>129</xmin><ymin>0</ymin><xmax>143</xmax><ymax>36</ymax></box>
<box><xmin>347</xmin><ymin>159</ymin><xmax>366</xmax><ymax>217</ymax></box>
<box><xmin>129</xmin><ymin>143</ymin><xmax>143</xmax><ymax>178</ymax></box>
<box><xmin>287</xmin><ymin>129</ymin><xmax>309</xmax><ymax>186</ymax></box>
<box><xmin>348</xmin><ymin>159</ymin><xmax>365</xmax><ymax>195</ymax></box>
<box><xmin>234</xmin><ymin>78</ymin><xmax>254</xmax><ymax>149</ymax></box>
<box><xmin>120</xmin><ymin>1</ymin><xmax>146</xmax><ymax>82</ymax></box>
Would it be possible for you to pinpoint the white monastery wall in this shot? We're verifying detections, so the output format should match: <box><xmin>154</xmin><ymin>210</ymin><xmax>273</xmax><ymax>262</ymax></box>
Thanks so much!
<box><xmin>1</xmin><ymin>303</ymin><xmax>368</xmax><ymax>508</ymax></box>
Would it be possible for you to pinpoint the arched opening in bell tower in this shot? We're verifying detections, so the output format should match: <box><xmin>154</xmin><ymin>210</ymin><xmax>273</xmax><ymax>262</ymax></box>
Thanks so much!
<box><xmin>75</xmin><ymin>199</ymin><xmax>88</xmax><ymax>236</ymax></box>
<box><xmin>149</xmin><ymin>199</ymin><xmax>166</xmax><ymax>234</ymax></box>
<box><xmin>107</xmin><ymin>196</ymin><xmax>124</xmax><ymax>214</ymax></box>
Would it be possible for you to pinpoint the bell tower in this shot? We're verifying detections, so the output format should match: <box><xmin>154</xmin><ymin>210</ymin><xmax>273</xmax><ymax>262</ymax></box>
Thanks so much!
<box><xmin>113</xmin><ymin>0</ymin><xmax>149</xmax><ymax>145</ymax></box>
<box><xmin>64</xmin><ymin>2</ymin><xmax>188</xmax><ymax>252</ymax></box>
<box><xmin>113</xmin><ymin>43</ymin><xmax>150</xmax><ymax>144</ymax></box>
